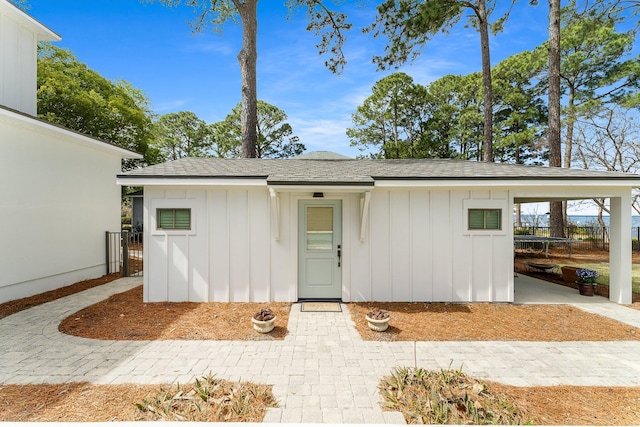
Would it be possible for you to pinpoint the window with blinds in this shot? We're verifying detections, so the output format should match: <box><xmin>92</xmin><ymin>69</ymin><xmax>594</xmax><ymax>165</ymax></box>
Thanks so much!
<box><xmin>157</xmin><ymin>208</ymin><xmax>191</xmax><ymax>230</ymax></box>
<box><xmin>468</xmin><ymin>208</ymin><xmax>501</xmax><ymax>230</ymax></box>
<box><xmin>306</xmin><ymin>206</ymin><xmax>333</xmax><ymax>250</ymax></box>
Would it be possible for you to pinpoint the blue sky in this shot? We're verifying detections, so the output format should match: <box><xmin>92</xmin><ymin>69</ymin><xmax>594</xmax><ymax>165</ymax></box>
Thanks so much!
<box><xmin>26</xmin><ymin>0</ymin><xmax>558</xmax><ymax>159</ymax></box>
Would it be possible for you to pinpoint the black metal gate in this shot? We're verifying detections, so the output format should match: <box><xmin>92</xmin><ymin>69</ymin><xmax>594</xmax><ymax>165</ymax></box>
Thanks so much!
<box><xmin>106</xmin><ymin>231</ymin><xmax>143</xmax><ymax>277</ymax></box>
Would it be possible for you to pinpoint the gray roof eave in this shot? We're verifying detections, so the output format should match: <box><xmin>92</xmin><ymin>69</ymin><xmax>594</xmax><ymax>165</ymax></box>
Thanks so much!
<box><xmin>266</xmin><ymin>180</ymin><xmax>374</xmax><ymax>186</ymax></box>
<box><xmin>372</xmin><ymin>175</ymin><xmax>640</xmax><ymax>181</ymax></box>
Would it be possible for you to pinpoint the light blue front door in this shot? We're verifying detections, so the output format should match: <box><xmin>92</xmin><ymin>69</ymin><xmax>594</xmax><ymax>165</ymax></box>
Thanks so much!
<box><xmin>298</xmin><ymin>200</ymin><xmax>342</xmax><ymax>300</ymax></box>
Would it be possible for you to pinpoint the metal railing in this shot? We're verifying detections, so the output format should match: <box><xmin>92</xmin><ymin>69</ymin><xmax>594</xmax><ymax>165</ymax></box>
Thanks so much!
<box><xmin>106</xmin><ymin>231</ymin><xmax>143</xmax><ymax>277</ymax></box>
<box><xmin>513</xmin><ymin>225</ymin><xmax>640</xmax><ymax>251</ymax></box>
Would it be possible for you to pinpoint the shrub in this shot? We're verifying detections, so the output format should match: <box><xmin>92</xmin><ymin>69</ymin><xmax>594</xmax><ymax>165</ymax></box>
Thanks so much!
<box><xmin>135</xmin><ymin>375</ymin><xmax>277</xmax><ymax>422</ymax></box>
<box><xmin>379</xmin><ymin>367</ymin><xmax>526</xmax><ymax>425</ymax></box>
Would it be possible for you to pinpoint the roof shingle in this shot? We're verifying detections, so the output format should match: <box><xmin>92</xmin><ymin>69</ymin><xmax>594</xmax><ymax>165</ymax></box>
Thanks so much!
<box><xmin>118</xmin><ymin>157</ymin><xmax>640</xmax><ymax>184</ymax></box>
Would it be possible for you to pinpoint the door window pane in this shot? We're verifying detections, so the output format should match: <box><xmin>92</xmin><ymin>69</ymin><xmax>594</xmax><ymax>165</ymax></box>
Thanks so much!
<box><xmin>307</xmin><ymin>206</ymin><xmax>333</xmax><ymax>250</ymax></box>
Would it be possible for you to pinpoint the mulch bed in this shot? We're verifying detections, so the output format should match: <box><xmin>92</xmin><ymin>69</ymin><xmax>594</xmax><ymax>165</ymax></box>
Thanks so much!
<box><xmin>59</xmin><ymin>286</ymin><xmax>291</xmax><ymax>341</ymax></box>
<box><xmin>350</xmin><ymin>302</ymin><xmax>640</xmax><ymax>341</ymax></box>
<box><xmin>0</xmin><ymin>273</ymin><xmax>120</xmax><ymax>320</ymax></box>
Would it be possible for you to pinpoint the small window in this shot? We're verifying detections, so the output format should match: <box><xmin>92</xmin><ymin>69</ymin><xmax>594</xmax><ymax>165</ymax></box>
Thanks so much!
<box><xmin>468</xmin><ymin>208</ymin><xmax>501</xmax><ymax>230</ymax></box>
<box><xmin>157</xmin><ymin>208</ymin><xmax>191</xmax><ymax>230</ymax></box>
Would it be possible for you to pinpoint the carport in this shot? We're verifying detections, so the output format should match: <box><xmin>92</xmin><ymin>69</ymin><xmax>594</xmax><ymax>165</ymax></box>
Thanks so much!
<box><xmin>514</xmin><ymin>182</ymin><xmax>635</xmax><ymax>304</ymax></box>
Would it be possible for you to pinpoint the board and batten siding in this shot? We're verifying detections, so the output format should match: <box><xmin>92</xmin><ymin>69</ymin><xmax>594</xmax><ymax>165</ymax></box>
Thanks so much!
<box><xmin>349</xmin><ymin>188</ymin><xmax>512</xmax><ymax>303</ymax></box>
<box><xmin>144</xmin><ymin>187</ymin><xmax>298</xmax><ymax>303</ymax></box>
<box><xmin>144</xmin><ymin>186</ymin><xmax>513</xmax><ymax>303</ymax></box>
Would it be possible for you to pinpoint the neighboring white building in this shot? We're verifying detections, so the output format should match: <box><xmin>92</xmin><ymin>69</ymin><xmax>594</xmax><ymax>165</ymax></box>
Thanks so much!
<box><xmin>117</xmin><ymin>155</ymin><xmax>639</xmax><ymax>305</ymax></box>
<box><xmin>0</xmin><ymin>0</ymin><xmax>141</xmax><ymax>304</ymax></box>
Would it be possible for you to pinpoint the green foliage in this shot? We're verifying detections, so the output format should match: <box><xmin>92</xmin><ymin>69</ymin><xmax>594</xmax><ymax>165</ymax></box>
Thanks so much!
<box><xmin>135</xmin><ymin>374</ymin><xmax>277</xmax><ymax>422</ymax></box>
<box><xmin>285</xmin><ymin>0</ymin><xmax>352</xmax><ymax>73</ymax></box>
<box><xmin>37</xmin><ymin>44</ymin><xmax>154</xmax><ymax>169</ymax></box>
<box><xmin>348</xmin><ymin>67</ymin><xmax>548</xmax><ymax>163</ymax></box>
<box><xmin>379</xmin><ymin>367</ymin><xmax>526</xmax><ymax>425</ymax></box>
<box><xmin>152</xmin><ymin>111</ymin><xmax>214</xmax><ymax>161</ymax></box>
<box><xmin>348</xmin><ymin>72</ymin><xmax>434</xmax><ymax>159</ymax></box>
<box><xmin>214</xmin><ymin>101</ymin><xmax>304</xmax><ymax>159</ymax></box>
<box><xmin>366</xmin><ymin>0</ymin><xmax>465</xmax><ymax>70</ymax></box>
<box><xmin>556</xmin><ymin>3</ymin><xmax>640</xmax><ymax>110</ymax></box>
<box><xmin>492</xmin><ymin>50</ymin><xmax>548</xmax><ymax>164</ymax></box>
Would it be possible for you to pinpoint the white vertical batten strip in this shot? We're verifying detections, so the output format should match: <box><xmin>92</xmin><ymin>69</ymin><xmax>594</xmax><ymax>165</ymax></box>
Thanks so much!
<box><xmin>360</xmin><ymin>191</ymin><xmax>371</xmax><ymax>242</ymax></box>
<box><xmin>270</xmin><ymin>188</ymin><xmax>280</xmax><ymax>241</ymax></box>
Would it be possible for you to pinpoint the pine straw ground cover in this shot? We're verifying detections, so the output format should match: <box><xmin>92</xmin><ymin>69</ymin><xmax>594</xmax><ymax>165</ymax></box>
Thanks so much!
<box><xmin>59</xmin><ymin>285</ymin><xmax>292</xmax><ymax>341</ymax></box>
<box><xmin>380</xmin><ymin>367</ymin><xmax>640</xmax><ymax>425</ymax></box>
<box><xmin>0</xmin><ymin>375</ymin><xmax>277</xmax><ymax>422</ymax></box>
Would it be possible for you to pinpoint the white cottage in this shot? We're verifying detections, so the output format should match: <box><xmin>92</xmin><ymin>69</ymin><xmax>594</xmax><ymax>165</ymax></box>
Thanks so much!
<box><xmin>118</xmin><ymin>154</ymin><xmax>638</xmax><ymax>305</ymax></box>
<box><xmin>0</xmin><ymin>0</ymin><xmax>141</xmax><ymax>303</ymax></box>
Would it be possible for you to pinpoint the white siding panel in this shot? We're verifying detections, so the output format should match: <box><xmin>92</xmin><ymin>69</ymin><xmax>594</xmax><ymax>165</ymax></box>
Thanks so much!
<box><xmin>229</xmin><ymin>190</ymin><xmax>250</xmax><ymax>301</ymax></box>
<box><xmin>370</xmin><ymin>191</ymin><xmax>391</xmax><ymax>301</ymax></box>
<box><xmin>18</xmin><ymin>26</ymin><xmax>36</xmax><ymax>115</ymax></box>
<box><xmin>493</xmin><ymin>235</ymin><xmax>513</xmax><ymax>301</ymax></box>
<box><xmin>1</xmin><ymin>115</ymin><xmax>122</xmax><ymax>303</ymax></box>
<box><xmin>390</xmin><ymin>191</ymin><xmax>411</xmax><ymax>301</ymax></box>
<box><xmin>168</xmin><ymin>237</ymin><xmax>189</xmax><ymax>301</ymax></box>
<box><xmin>451</xmin><ymin>191</ymin><xmax>472</xmax><ymax>301</ymax></box>
<box><xmin>148</xmin><ymin>234</ymin><xmax>168</xmax><ymax>302</ymax></box>
<box><xmin>347</xmin><ymin>194</ymin><xmax>371</xmax><ymax>302</ymax></box>
<box><xmin>471</xmin><ymin>235</ymin><xmax>493</xmax><ymax>301</ymax></box>
<box><xmin>210</xmin><ymin>190</ymin><xmax>230</xmax><ymax>302</ymax></box>
<box><xmin>249</xmin><ymin>189</ymin><xmax>270</xmax><ymax>301</ymax></box>
<box><xmin>271</xmin><ymin>192</ymin><xmax>294</xmax><ymax>301</ymax></box>
<box><xmin>188</xmin><ymin>190</ymin><xmax>208</xmax><ymax>302</ymax></box>
<box><xmin>1</xmin><ymin>17</ymin><xmax>19</xmax><ymax>111</ymax></box>
<box><xmin>410</xmin><ymin>189</ymin><xmax>432</xmax><ymax>301</ymax></box>
<box><xmin>430</xmin><ymin>190</ymin><xmax>452</xmax><ymax>301</ymax></box>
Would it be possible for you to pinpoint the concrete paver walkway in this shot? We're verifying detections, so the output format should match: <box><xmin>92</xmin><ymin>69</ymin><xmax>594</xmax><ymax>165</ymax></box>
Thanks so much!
<box><xmin>1</xmin><ymin>275</ymin><xmax>640</xmax><ymax>424</ymax></box>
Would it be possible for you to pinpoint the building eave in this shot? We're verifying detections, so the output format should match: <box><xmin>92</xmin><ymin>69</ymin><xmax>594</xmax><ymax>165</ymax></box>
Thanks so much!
<box><xmin>0</xmin><ymin>105</ymin><xmax>142</xmax><ymax>159</ymax></box>
<box><xmin>1</xmin><ymin>0</ymin><xmax>61</xmax><ymax>41</ymax></box>
<box><xmin>116</xmin><ymin>177</ymin><xmax>268</xmax><ymax>187</ymax></box>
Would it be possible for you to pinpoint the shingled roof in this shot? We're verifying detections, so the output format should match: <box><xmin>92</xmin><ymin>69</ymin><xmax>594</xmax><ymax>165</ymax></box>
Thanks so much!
<box><xmin>118</xmin><ymin>156</ymin><xmax>640</xmax><ymax>185</ymax></box>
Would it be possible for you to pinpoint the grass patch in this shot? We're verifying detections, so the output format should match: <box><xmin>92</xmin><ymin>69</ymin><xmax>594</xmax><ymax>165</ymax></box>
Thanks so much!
<box><xmin>135</xmin><ymin>375</ymin><xmax>277</xmax><ymax>422</ymax></box>
<box><xmin>379</xmin><ymin>367</ymin><xmax>526</xmax><ymax>425</ymax></box>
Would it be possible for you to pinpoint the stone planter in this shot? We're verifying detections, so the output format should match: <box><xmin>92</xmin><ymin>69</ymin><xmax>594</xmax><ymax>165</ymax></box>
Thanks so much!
<box><xmin>251</xmin><ymin>316</ymin><xmax>276</xmax><ymax>333</ymax></box>
<box><xmin>578</xmin><ymin>283</ymin><xmax>595</xmax><ymax>297</ymax></box>
<box><xmin>365</xmin><ymin>315</ymin><xmax>390</xmax><ymax>332</ymax></box>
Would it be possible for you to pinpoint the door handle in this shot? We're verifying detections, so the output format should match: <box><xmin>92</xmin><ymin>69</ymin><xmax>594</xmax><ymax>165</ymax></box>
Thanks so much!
<box><xmin>337</xmin><ymin>244</ymin><xmax>341</xmax><ymax>267</ymax></box>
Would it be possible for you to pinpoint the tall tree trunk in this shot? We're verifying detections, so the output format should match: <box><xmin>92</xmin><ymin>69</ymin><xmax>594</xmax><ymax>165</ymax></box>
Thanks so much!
<box><xmin>236</xmin><ymin>0</ymin><xmax>258</xmax><ymax>158</ymax></box>
<box><xmin>548</xmin><ymin>0</ymin><xmax>564</xmax><ymax>237</ymax></box>
<box><xmin>477</xmin><ymin>0</ymin><xmax>494</xmax><ymax>163</ymax></box>
<box><xmin>564</xmin><ymin>88</ymin><xmax>576</xmax><ymax>169</ymax></box>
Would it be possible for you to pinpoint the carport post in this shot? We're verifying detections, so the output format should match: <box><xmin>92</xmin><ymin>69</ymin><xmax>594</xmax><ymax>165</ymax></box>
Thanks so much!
<box><xmin>609</xmin><ymin>194</ymin><xmax>632</xmax><ymax>304</ymax></box>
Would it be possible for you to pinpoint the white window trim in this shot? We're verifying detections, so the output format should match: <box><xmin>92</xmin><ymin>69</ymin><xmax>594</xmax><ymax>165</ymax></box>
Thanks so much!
<box><xmin>463</xmin><ymin>199</ymin><xmax>508</xmax><ymax>236</ymax></box>
<box><xmin>151</xmin><ymin>199</ymin><xmax>197</xmax><ymax>236</ymax></box>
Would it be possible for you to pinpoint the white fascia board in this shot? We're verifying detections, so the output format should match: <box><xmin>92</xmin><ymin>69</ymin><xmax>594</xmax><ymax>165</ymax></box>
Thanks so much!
<box><xmin>117</xmin><ymin>177</ymin><xmax>268</xmax><ymax>187</ymax></box>
<box><xmin>0</xmin><ymin>107</ymin><xmax>142</xmax><ymax>159</ymax></box>
<box><xmin>374</xmin><ymin>179</ymin><xmax>640</xmax><ymax>188</ymax></box>
<box><xmin>1</xmin><ymin>0</ymin><xmax>61</xmax><ymax>41</ymax></box>
<box><xmin>268</xmin><ymin>184</ymin><xmax>375</xmax><ymax>193</ymax></box>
